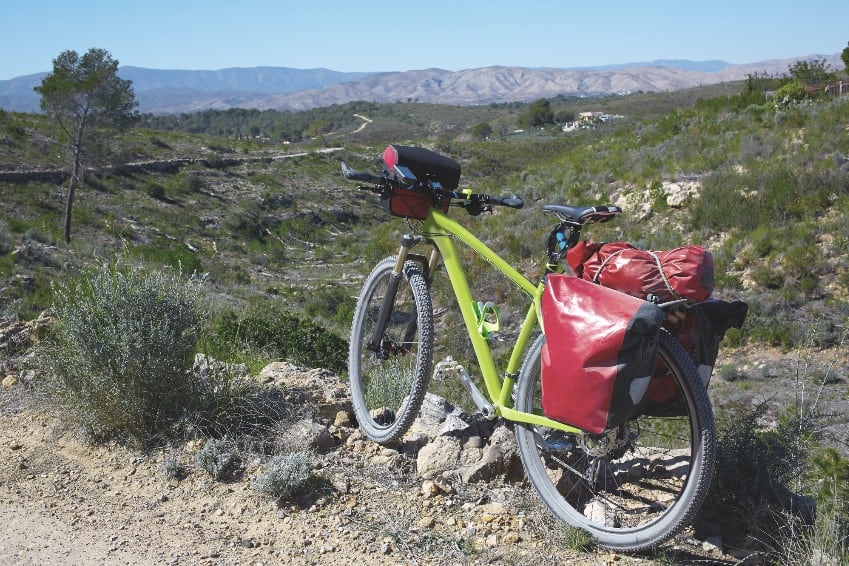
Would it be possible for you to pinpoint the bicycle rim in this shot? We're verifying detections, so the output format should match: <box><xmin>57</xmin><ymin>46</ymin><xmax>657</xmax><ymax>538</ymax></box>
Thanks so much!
<box><xmin>348</xmin><ymin>257</ymin><xmax>434</xmax><ymax>443</ymax></box>
<box><xmin>514</xmin><ymin>330</ymin><xmax>715</xmax><ymax>552</ymax></box>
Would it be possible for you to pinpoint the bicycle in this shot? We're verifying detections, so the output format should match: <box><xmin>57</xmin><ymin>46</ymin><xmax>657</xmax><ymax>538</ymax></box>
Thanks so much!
<box><xmin>341</xmin><ymin>144</ymin><xmax>715</xmax><ymax>552</ymax></box>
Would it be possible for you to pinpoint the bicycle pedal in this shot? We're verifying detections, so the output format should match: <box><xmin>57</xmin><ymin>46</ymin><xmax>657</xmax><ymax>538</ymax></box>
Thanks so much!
<box><xmin>432</xmin><ymin>357</ymin><xmax>463</xmax><ymax>381</ymax></box>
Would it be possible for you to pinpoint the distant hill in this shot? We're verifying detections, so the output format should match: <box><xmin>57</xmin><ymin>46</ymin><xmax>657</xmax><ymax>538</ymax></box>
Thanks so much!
<box><xmin>0</xmin><ymin>54</ymin><xmax>841</xmax><ymax>115</ymax></box>
<box><xmin>0</xmin><ymin>66</ymin><xmax>373</xmax><ymax>114</ymax></box>
<box><xmin>581</xmin><ymin>59</ymin><xmax>733</xmax><ymax>72</ymax></box>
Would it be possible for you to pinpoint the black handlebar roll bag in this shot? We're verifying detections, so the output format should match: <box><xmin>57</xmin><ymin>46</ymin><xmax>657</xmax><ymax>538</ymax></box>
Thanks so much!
<box><xmin>540</xmin><ymin>275</ymin><xmax>665</xmax><ymax>434</ymax></box>
<box><xmin>383</xmin><ymin>145</ymin><xmax>461</xmax><ymax>189</ymax></box>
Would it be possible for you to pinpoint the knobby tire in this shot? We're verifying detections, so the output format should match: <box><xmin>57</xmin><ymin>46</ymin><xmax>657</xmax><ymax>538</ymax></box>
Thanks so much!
<box><xmin>348</xmin><ymin>257</ymin><xmax>434</xmax><ymax>443</ymax></box>
<box><xmin>514</xmin><ymin>329</ymin><xmax>715</xmax><ymax>552</ymax></box>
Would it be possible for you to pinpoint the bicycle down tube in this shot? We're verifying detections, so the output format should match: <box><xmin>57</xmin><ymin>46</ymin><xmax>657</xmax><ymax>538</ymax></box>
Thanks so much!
<box><xmin>417</xmin><ymin>207</ymin><xmax>583</xmax><ymax>436</ymax></box>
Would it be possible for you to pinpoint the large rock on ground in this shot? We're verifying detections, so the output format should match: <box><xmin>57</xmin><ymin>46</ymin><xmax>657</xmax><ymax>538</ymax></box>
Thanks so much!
<box><xmin>258</xmin><ymin>361</ymin><xmax>351</xmax><ymax>421</ymax></box>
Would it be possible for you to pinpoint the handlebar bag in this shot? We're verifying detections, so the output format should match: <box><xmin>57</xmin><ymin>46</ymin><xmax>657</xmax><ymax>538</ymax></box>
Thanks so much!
<box><xmin>567</xmin><ymin>241</ymin><xmax>715</xmax><ymax>302</ymax></box>
<box><xmin>540</xmin><ymin>274</ymin><xmax>665</xmax><ymax>434</ymax></box>
<box><xmin>383</xmin><ymin>145</ymin><xmax>461</xmax><ymax>189</ymax></box>
<box><xmin>382</xmin><ymin>186</ymin><xmax>450</xmax><ymax>219</ymax></box>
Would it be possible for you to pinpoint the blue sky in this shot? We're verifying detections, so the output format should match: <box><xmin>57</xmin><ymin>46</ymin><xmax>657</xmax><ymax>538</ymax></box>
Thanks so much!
<box><xmin>2</xmin><ymin>0</ymin><xmax>847</xmax><ymax>80</ymax></box>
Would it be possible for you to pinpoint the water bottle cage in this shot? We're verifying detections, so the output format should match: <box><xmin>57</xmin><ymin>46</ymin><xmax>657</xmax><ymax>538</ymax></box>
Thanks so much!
<box><xmin>545</xmin><ymin>223</ymin><xmax>579</xmax><ymax>268</ymax></box>
<box><xmin>472</xmin><ymin>301</ymin><xmax>500</xmax><ymax>339</ymax></box>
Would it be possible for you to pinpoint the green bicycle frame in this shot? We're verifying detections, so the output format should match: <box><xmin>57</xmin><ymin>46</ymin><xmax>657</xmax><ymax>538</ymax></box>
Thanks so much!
<box><xmin>418</xmin><ymin>207</ymin><xmax>581</xmax><ymax>435</ymax></box>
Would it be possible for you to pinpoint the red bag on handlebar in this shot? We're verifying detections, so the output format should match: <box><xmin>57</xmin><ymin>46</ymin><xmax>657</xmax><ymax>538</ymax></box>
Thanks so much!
<box><xmin>567</xmin><ymin>241</ymin><xmax>715</xmax><ymax>303</ymax></box>
<box><xmin>540</xmin><ymin>275</ymin><xmax>665</xmax><ymax>434</ymax></box>
<box><xmin>383</xmin><ymin>186</ymin><xmax>449</xmax><ymax>219</ymax></box>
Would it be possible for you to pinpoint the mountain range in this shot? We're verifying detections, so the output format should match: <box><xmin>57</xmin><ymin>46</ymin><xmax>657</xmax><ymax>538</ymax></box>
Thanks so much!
<box><xmin>0</xmin><ymin>54</ymin><xmax>841</xmax><ymax>115</ymax></box>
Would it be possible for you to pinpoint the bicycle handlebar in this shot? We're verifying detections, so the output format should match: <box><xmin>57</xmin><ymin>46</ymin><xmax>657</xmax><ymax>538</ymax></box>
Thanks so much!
<box><xmin>481</xmin><ymin>194</ymin><xmax>524</xmax><ymax>209</ymax></box>
<box><xmin>340</xmin><ymin>161</ymin><xmax>524</xmax><ymax>212</ymax></box>
<box><xmin>341</xmin><ymin>161</ymin><xmax>384</xmax><ymax>185</ymax></box>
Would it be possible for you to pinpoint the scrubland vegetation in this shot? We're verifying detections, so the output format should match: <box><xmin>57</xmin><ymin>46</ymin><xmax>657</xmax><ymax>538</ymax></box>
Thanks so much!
<box><xmin>1</xmin><ymin>62</ymin><xmax>848</xmax><ymax>561</ymax></box>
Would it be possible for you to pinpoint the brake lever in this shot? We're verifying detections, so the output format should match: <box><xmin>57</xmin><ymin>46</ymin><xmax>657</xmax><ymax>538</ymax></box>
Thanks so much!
<box><xmin>465</xmin><ymin>202</ymin><xmax>492</xmax><ymax>216</ymax></box>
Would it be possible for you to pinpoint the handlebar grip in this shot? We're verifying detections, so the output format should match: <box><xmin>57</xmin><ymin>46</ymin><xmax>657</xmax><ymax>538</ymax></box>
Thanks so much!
<box><xmin>490</xmin><ymin>195</ymin><xmax>524</xmax><ymax>209</ymax></box>
<box><xmin>341</xmin><ymin>161</ymin><xmax>383</xmax><ymax>184</ymax></box>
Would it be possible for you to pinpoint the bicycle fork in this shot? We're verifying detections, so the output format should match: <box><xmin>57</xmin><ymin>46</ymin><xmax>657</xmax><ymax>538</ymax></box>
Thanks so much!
<box><xmin>367</xmin><ymin>234</ymin><xmax>438</xmax><ymax>354</ymax></box>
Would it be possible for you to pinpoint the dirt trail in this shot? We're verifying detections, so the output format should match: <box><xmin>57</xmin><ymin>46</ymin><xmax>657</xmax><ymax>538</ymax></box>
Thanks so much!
<box><xmin>0</xmin><ymin>403</ymin><xmax>679</xmax><ymax>566</ymax></box>
<box><xmin>352</xmin><ymin>114</ymin><xmax>372</xmax><ymax>133</ymax></box>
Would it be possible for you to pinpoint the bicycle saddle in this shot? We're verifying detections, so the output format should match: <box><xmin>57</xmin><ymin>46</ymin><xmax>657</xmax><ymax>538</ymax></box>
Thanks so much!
<box><xmin>543</xmin><ymin>204</ymin><xmax>622</xmax><ymax>224</ymax></box>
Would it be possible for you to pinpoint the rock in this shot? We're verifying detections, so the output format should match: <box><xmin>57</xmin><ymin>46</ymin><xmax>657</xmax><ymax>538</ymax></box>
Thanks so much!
<box><xmin>193</xmin><ymin>353</ymin><xmax>248</xmax><ymax>382</ymax></box>
<box><xmin>663</xmin><ymin>180</ymin><xmax>701</xmax><ymax>208</ymax></box>
<box><xmin>459</xmin><ymin>423</ymin><xmax>523</xmax><ymax>483</ymax></box>
<box><xmin>259</xmin><ymin>361</ymin><xmax>351</xmax><ymax>420</ymax></box>
<box><xmin>284</xmin><ymin>419</ymin><xmax>336</xmax><ymax>452</ymax></box>
<box><xmin>420</xmin><ymin>480</ymin><xmax>440</xmax><ymax>498</ymax></box>
<box><xmin>701</xmin><ymin>536</ymin><xmax>723</xmax><ymax>554</ymax></box>
<box><xmin>333</xmin><ymin>410</ymin><xmax>352</xmax><ymax>428</ymax></box>
<box><xmin>417</xmin><ymin>516</ymin><xmax>435</xmax><ymax>529</ymax></box>
<box><xmin>2</xmin><ymin>374</ymin><xmax>17</xmax><ymax>388</ymax></box>
<box><xmin>584</xmin><ymin>499</ymin><xmax>617</xmax><ymax>527</ymax></box>
<box><xmin>410</xmin><ymin>392</ymin><xmax>470</xmax><ymax>437</ymax></box>
<box><xmin>416</xmin><ymin>436</ymin><xmax>461</xmax><ymax>479</ymax></box>
<box><xmin>481</xmin><ymin>502</ymin><xmax>508</xmax><ymax>515</ymax></box>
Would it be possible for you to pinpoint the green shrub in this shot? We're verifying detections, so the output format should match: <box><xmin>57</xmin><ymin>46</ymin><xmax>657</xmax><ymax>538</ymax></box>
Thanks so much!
<box><xmin>304</xmin><ymin>286</ymin><xmax>356</xmax><ymax>328</ymax></box>
<box><xmin>701</xmin><ymin>401</ymin><xmax>815</xmax><ymax>545</ymax></box>
<box><xmin>161</xmin><ymin>448</ymin><xmax>186</xmax><ymax>481</ymax></box>
<box><xmin>185</xmin><ymin>173</ymin><xmax>204</xmax><ymax>192</ymax></box>
<box><xmin>773</xmin><ymin>80</ymin><xmax>807</xmax><ymax>108</ymax></box>
<box><xmin>214</xmin><ymin>306</ymin><xmax>347</xmax><ymax>373</ymax></box>
<box><xmin>809</xmin><ymin>448</ymin><xmax>849</xmax><ymax>521</ymax></box>
<box><xmin>0</xmin><ymin>221</ymin><xmax>9</xmax><ymax>255</ymax></box>
<box><xmin>195</xmin><ymin>437</ymin><xmax>237</xmax><ymax>480</ymax></box>
<box><xmin>252</xmin><ymin>451</ymin><xmax>315</xmax><ymax>501</ymax></box>
<box><xmin>39</xmin><ymin>260</ymin><xmax>209</xmax><ymax>445</ymax></box>
<box><xmin>132</xmin><ymin>238</ymin><xmax>203</xmax><ymax>275</ymax></box>
<box><xmin>780</xmin><ymin>447</ymin><xmax>849</xmax><ymax>566</ymax></box>
<box><xmin>145</xmin><ymin>181</ymin><xmax>166</xmax><ymax>200</ymax></box>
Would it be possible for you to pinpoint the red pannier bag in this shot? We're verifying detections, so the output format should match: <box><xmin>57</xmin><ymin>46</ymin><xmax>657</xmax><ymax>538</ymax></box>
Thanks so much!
<box><xmin>540</xmin><ymin>275</ymin><xmax>666</xmax><ymax>434</ymax></box>
<box><xmin>566</xmin><ymin>241</ymin><xmax>715</xmax><ymax>303</ymax></box>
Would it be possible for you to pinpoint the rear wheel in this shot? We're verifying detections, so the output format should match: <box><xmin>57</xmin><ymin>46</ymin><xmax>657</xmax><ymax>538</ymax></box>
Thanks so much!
<box><xmin>348</xmin><ymin>257</ymin><xmax>434</xmax><ymax>443</ymax></box>
<box><xmin>514</xmin><ymin>330</ymin><xmax>715</xmax><ymax>552</ymax></box>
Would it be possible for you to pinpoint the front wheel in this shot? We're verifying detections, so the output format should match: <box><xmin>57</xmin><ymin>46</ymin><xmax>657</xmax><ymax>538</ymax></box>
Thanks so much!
<box><xmin>514</xmin><ymin>330</ymin><xmax>715</xmax><ymax>552</ymax></box>
<box><xmin>349</xmin><ymin>257</ymin><xmax>434</xmax><ymax>443</ymax></box>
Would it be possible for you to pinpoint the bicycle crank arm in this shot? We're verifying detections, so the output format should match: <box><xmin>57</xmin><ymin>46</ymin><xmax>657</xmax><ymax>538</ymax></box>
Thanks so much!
<box><xmin>432</xmin><ymin>360</ymin><xmax>496</xmax><ymax>418</ymax></box>
<box><xmin>458</xmin><ymin>366</ymin><xmax>496</xmax><ymax>419</ymax></box>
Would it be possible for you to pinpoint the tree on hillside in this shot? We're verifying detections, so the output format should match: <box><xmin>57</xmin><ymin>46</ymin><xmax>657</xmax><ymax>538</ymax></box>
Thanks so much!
<box><xmin>842</xmin><ymin>42</ymin><xmax>849</xmax><ymax>74</ymax></box>
<box><xmin>305</xmin><ymin>119</ymin><xmax>331</xmax><ymax>146</ymax></box>
<box><xmin>35</xmin><ymin>48</ymin><xmax>138</xmax><ymax>242</ymax></box>
<box><xmin>517</xmin><ymin>99</ymin><xmax>555</xmax><ymax>128</ymax></box>
<box><xmin>471</xmin><ymin>121</ymin><xmax>493</xmax><ymax>140</ymax></box>
<box><xmin>787</xmin><ymin>58</ymin><xmax>835</xmax><ymax>87</ymax></box>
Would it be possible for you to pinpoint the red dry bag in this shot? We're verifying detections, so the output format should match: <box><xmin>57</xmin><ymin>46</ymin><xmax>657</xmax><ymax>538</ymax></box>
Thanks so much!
<box><xmin>567</xmin><ymin>241</ymin><xmax>715</xmax><ymax>303</ymax></box>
